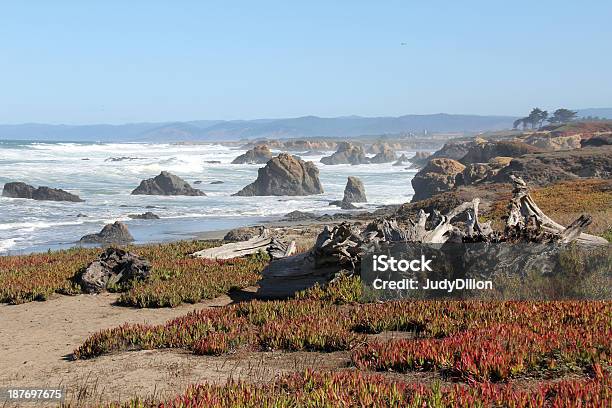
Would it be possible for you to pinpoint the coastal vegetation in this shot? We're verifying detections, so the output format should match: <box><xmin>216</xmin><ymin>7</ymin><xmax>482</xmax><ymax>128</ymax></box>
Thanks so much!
<box><xmin>74</xmin><ymin>298</ymin><xmax>611</xmax><ymax>380</ymax></box>
<box><xmin>95</xmin><ymin>370</ymin><xmax>611</xmax><ymax>407</ymax></box>
<box><xmin>0</xmin><ymin>240</ymin><xmax>266</xmax><ymax>305</ymax></box>
<box><xmin>513</xmin><ymin>107</ymin><xmax>578</xmax><ymax>129</ymax></box>
<box><xmin>69</xmin><ymin>297</ymin><xmax>610</xmax><ymax>406</ymax></box>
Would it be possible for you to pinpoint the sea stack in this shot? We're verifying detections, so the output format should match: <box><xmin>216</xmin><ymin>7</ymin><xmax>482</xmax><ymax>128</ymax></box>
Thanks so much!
<box><xmin>231</xmin><ymin>145</ymin><xmax>274</xmax><ymax>164</ymax></box>
<box><xmin>343</xmin><ymin>176</ymin><xmax>367</xmax><ymax>203</ymax></box>
<box><xmin>330</xmin><ymin>176</ymin><xmax>367</xmax><ymax>209</ymax></box>
<box><xmin>320</xmin><ymin>142</ymin><xmax>369</xmax><ymax>165</ymax></box>
<box><xmin>369</xmin><ymin>144</ymin><xmax>397</xmax><ymax>164</ymax></box>
<box><xmin>233</xmin><ymin>153</ymin><xmax>323</xmax><ymax>196</ymax></box>
<box><xmin>131</xmin><ymin>171</ymin><xmax>205</xmax><ymax>196</ymax></box>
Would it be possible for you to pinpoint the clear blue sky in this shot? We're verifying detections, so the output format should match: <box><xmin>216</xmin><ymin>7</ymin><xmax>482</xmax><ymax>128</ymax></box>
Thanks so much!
<box><xmin>1</xmin><ymin>1</ymin><xmax>611</xmax><ymax>124</ymax></box>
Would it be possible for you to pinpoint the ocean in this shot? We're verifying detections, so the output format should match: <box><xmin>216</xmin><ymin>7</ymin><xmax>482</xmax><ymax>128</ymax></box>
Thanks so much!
<box><xmin>0</xmin><ymin>140</ymin><xmax>417</xmax><ymax>254</ymax></box>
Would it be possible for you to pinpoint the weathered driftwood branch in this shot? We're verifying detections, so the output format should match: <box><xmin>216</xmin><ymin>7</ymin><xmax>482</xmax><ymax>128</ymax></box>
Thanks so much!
<box><xmin>192</xmin><ymin>229</ymin><xmax>296</xmax><ymax>260</ymax></box>
<box><xmin>505</xmin><ymin>175</ymin><xmax>607</xmax><ymax>246</ymax></box>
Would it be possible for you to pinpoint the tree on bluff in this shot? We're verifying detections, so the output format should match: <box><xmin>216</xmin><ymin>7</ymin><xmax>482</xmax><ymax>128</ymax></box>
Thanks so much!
<box><xmin>513</xmin><ymin>108</ymin><xmax>549</xmax><ymax>130</ymax></box>
<box><xmin>548</xmin><ymin>108</ymin><xmax>578</xmax><ymax>124</ymax></box>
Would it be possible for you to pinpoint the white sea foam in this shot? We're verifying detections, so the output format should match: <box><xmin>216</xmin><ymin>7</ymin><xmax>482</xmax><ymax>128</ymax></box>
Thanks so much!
<box><xmin>0</xmin><ymin>238</ymin><xmax>17</xmax><ymax>251</ymax></box>
<box><xmin>0</xmin><ymin>141</ymin><xmax>416</xmax><ymax>254</ymax></box>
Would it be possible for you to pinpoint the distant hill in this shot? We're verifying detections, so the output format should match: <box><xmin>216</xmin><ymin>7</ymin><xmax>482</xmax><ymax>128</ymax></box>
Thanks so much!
<box><xmin>0</xmin><ymin>110</ymin><xmax>609</xmax><ymax>142</ymax></box>
<box><xmin>576</xmin><ymin>108</ymin><xmax>612</xmax><ymax>119</ymax></box>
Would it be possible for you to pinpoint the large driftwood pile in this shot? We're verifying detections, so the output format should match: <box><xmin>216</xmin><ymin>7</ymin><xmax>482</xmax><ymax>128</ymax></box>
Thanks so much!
<box><xmin>257</xmin><ymin>176</ymin><xmax>607</xmax><ymax>297</ymax></box>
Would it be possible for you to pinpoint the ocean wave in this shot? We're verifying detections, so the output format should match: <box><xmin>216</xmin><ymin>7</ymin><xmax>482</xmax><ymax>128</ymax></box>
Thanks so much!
<box><xmin>0</xmin><ymin>238</ymin><xmax>17</xmax><ymax>252</ymax></box>
<box><xmin>0</xmin><ymin>220</ymin><xmax>86</xmax><ymax>232</ymax></box>
<box><xmin>1</xmin><ymin>141</ymin><xmax>418</xmax><ymax>253</ymax></box>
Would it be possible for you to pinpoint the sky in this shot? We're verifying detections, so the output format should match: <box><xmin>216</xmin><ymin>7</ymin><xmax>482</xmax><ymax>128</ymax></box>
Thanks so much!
<box><xmin>1</xmin><ymin>1</ymin><xmax>611</xmax><ymax>124</ymax></box>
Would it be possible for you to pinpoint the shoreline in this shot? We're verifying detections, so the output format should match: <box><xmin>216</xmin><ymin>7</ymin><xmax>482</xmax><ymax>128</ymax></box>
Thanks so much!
<box><xmin>0</xmin><ymin>210</ymin><xmax>379</xmax><ymax>257</ymax></box>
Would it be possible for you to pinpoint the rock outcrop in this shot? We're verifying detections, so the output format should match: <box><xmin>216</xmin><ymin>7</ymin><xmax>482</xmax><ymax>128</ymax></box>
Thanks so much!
<box><xmin>494</xmin><ymin>147</ymin><xmax>612</xmax><ymax>186</ymax></box>
<box><xmin>330</xmin><ymin>177</ymin><xmax>366</xmax><ymax>209</ymax></box>
<box><xmin>75</xmin><ymin>248</ymin><xmax>151</xmax><ymax>293</ymax></box>
<box><xmin>342</xmin><ymin>176</ymin><xmax>367</xmax><ymax>203</ymax></box>
<box><xmin>457</xmin><ymin>156</ymin><xmax>513</xmax><ymax>186</ymax></box>
<box><xmin>582</xmin><ymin>134</ymin><xmax>612</xmax><ymax>147</ymax></box>
<box><xmin>367</xmin><ymin>142</ymin><xmax>394</xmax><ymax>154</ymax></box>
<box><xmin>242</xmin><ymin>140</ymin><xmax>337</xmax><ymax>151</ymax></box>
<box><xmin>128</xmin><ymin>212</ymin><xmax>160</xmax><ymax>220</ymax></box>
<box><xmin>393</xmin><ymin>153</ymin><xmax>410</xmax><ymax>166</ymax></box>
<box><xmin>369</xmin><ymin>145</ymin><xmax>397</xmax><ymax>164</ymax></box>
<box><xmin>320</xmin><ymin>142</ymin><xmax>369</xmax><ymax>165</ymax></box>
<box><xmin>523</xmin><ymin>134</ymin><xmax>582</xmax><ymax>151</ymax></box>
<box><xmin>411</xmin><ymin>158</ymin><xmax>466</xmax><ymax>202</ymax></box>
<box><xmin>300</xmin><ymin>150</ymin><xmax>325</xmax><ymax>156</ymax></box>
<box><xmin>2</xmin><ymin>182</ymin><xmax>84</xmax><ymax>202</ymax></box>
<box><xmin>223</xmin><ymin>226</ymin><xmax>266</xmax><ymax>242</ymax></box>
<box><xmin>231</xmin><ymin>145</ymin><xmax>273</xmax><ymax>164</ymax></box>
<box><xmin>459</xmin><ymin>141</ymin><xmax>541</xmax><ymax>165</ymax></box>
<box><xmin>79</xmin><ymin>221</ymin><xmax>135</xmax><ymax>244</ymax></box>
<box><xmin>283</xmin><ymin>140</ymin><xmax>337</xmax><ymax>151</ymax></box>
<box><xmin>407</xmin><ymin>151</ymin><xmax>432</xmax><ymax>168</ymax></box>
<box><xmin>429</xmin><ymin>141</ymin><xmax>474</xmax><ymax>161</ymax></box>
<box><xmin>131</xmin><ymin>171</ymin><xmax>205</xmax><ymax>196</ymax></box>
<box><xmin>283</xmin><ymin>210</ymin><xmax>317</xmax><ymax>221</ymax></box>
<box><xmin>233</xmin><ymin>153</ymin><xmax>323</xmax><ymax>196</ymax></box>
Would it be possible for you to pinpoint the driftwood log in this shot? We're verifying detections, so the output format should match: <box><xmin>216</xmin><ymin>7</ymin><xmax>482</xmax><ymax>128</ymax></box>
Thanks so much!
<box><xmin>192</xmin><ymin>229</ymin><xmax>296</xmax><ymax>260</ymax></box>
<box><xmin>504</xmin><ymin>175</ymin><xmax>606</xmax><ymax>246</ymax></box>
<box><xmin>257</xmin><ymin>176</ymin><xmax>608</xmax><ymax>297</ymax></box>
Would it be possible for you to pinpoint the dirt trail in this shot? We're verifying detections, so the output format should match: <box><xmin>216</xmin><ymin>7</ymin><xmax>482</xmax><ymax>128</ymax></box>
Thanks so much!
<box><xmin>0</xmin><ymin>293</ymin><xmax>346</xmax><ymax>407</ymax></box>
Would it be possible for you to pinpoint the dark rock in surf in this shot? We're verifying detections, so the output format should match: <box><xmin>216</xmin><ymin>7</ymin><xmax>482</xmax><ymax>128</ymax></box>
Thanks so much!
<box><xmin>330</xmin><ymin>177</ymin><xmax>367</xmax><ymax>209</ymax></box>
<box><xmin>232</xmin><ymin>145</ymin><xmax>273</xmax><ymax>164</ymax></box>
<box><xmin>369</xmin><ymin>145</ymin><xmax>397</xmax><ymax>164</ymax></box>
<box><xmin>131</xmin><ymin>171</ymin><xmax>205</xmax><ymax>196</ymax></box>
<box><xmin>2</xmin><ymin>182</ymin><xmax>84</xmax><ymax>202</ymax></box>
<box><xmin>105</xmin><ymin>156</ymin><xmax>144</xmax><ymax>162</ymax></box>
<box><xmin>233</xmin><ymin>153</ymin><xmax>323</xmax><ymax>196</ymax></box>
<box><xmin>128</xmin><ymin>212</ymin><xmax>160</xmax><ymax>220</ymax></box>
<box><xmin>79</xmin><ymin>221</ymin><xmax>135</xmax><ymax>244</ymax></box>
<box><xmin>343</xmin><ymin>176</ymin><xmax>367</xmax><ymax>203</ymax></box>
<box><xmin>393</xmin><ymin>153</ymin><xmax>410</xmax><ymax>166</ymax></box>
<box><xmin>320</xmin><ymin>142</ymin><xmax>369</xmax><ymax>165</ymax></box>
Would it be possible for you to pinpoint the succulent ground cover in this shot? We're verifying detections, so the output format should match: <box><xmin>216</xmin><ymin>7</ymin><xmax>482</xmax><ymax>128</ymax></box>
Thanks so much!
<box><xmin>0</xmin><ymin>240</ymin><xmax>267</xmax><ymax>306</ymax></box>
<box><xmin>90</xmin><ymin>369</ymin><xmax>611</xmax><ymax>408</ymax></box>
<box><xmin>74</xmin><ymin>298</ymin><xmax>611</xmax><ymax>383</ymax></box>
